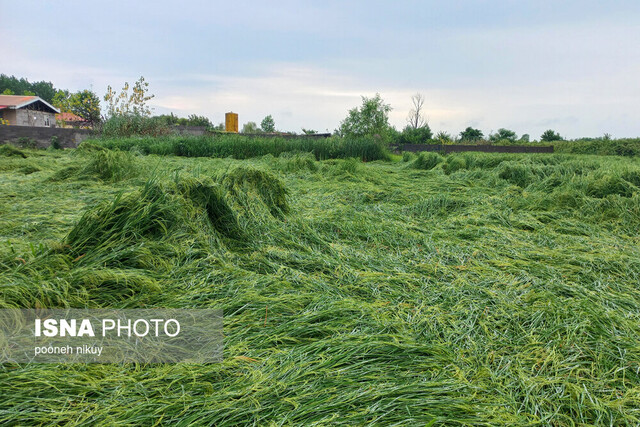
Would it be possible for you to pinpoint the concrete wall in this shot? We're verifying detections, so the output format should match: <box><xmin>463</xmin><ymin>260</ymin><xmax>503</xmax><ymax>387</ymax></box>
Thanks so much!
<box><xmin>0</xmin><ymin>125</ymin><xmax>93</xmax><ymax>148</ymax></box>
<box><xmin>172</xmin><ymin>125</ymin><xmax>209</xmax><ymax>136</ymax></box>
<box><xmin>15</xmin><ymin>109</ymin><xmax>56</xmax><ymax>127</ymax></box>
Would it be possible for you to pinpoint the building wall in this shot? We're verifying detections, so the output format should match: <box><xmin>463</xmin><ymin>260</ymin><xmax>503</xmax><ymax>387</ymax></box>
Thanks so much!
<box><xmin>0</xmin><ymin>125</ymin><xmax>93</xmax><ymax>148</ymax></box>
<box><xmin>15</xmin><ymin>109</ymin><xmax>56</xmax><ymax>127</ymax></box>
<box><xmin>1</xmin><ymin>110</ymin><xmax>17</xmax><ymax>125</ymax></box>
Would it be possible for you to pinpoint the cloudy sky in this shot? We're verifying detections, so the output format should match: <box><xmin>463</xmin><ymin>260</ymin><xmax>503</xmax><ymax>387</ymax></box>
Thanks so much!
<box><xmin>2</xmin><ymin>0</ymin><xmax>639</xmax><ymax>138</ymax></box>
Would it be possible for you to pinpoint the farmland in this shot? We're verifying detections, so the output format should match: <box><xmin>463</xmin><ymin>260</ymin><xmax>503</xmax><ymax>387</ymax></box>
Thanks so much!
<box><xmin>1</xmin><ymin>142</ymin><xmax>640</xmax><ymax>425</ymax></box>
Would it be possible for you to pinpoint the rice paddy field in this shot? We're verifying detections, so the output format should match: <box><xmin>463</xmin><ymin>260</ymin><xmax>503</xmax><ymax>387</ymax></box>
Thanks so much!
<box><xmin>1</xmin><ymin>141</ymin><xmax>640</xmax><ymax>425</ymax></box>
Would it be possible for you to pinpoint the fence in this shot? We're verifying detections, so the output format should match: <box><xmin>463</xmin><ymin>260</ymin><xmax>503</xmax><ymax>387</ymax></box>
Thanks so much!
<box><xmin>0</xmin><ymin>125</ymin><xmax>94</xmax><ymax>148</ymax></box>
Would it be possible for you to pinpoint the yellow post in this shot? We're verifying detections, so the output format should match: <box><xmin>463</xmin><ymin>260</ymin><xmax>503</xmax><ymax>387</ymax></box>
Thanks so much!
<box><xmin>225</xmin><ymin>112</ymin><xmax>238</xmax><ymax>133</ymax></box>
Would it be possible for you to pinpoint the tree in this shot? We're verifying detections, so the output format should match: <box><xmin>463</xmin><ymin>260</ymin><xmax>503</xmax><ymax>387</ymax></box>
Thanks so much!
<box><xmin>0</xmin><ymin>74</ymin><xmax>56</xmax><ymax>103</ymax></box>
<box><xmin>69</xmin><ymin>90</ymin><xmax>101</xmax><ymax>125</ymax></box>
<box><xmin>398</xmin><ymin>125</ymin><xmax>433</xmax><ymax>144</ymax></box>
<box><xmin>489</xmin><ymin>128</ymin><xmax>517</xmax><ymax>142</ymax></box>
<box><xmin>261</xmin><ymin>115</ymin><xmax>275</xmax><ymax>132</ymax></box>
<box><xmin>460</xmin><ymin>127</ymin><xmax>484</xmax><ymax>142</ymax></box>
<box><xmin>540</xmin><ymin>129</ymin><xmax>563</xmax><ymax>142</ymax></box>
<box><xmin>407</xmin><ymin>93</ymin><xmax>427</xmax><ymax>129</ymax></box>
<box><xmin>302</xmin><ymin>128</ymin><xmax>317</xmax><ymax>135</ymax></box>
<box><xmin>242</xmin><ymin>121</ymin><xmax>259</xmax><ymax>133</ymax></box>
<box><xmin>53</xmin><ymin>89</ymin><xmax>101</xmax><ymax>125</ymax></box>
<box><xmin>519</xmin><ymin>134</ymin><xmax>530</xmax><ymax>143</ymax></box>
<box><xmin>339</xmin><ymin>93</ymin><xmax>392</xmax><ymax>140</ymax></box>
<box><xmin>104</xmin><ymin>76</ymin><xmax>154</xmax><ymax>118</ymax></box>
<box><xmin>186</xmin><ymin>114</ymin><xmax>212</xmax><ymax>127</ymax></box>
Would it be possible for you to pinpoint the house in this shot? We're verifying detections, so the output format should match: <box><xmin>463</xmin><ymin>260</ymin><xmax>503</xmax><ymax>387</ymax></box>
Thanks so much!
<box><xmin>55</xmin><ymin>111</ymin><xmax>90</xmax><ymax>128</ymax></box>
<box><xmin>0</xmin><ymin>95</ymin><xmax>60</xmax><ymax>127</ymax></box>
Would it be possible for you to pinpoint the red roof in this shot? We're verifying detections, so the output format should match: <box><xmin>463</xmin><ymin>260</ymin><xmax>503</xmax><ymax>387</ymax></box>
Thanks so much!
<box><xmin>56</xmin><ymin>112</ymin><xmax>86</xmax><ymax>122</ymax></box>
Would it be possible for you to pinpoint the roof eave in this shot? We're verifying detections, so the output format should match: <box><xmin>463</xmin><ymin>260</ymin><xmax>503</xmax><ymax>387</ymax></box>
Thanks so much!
<box><xmin>13</xmin><ymin>97</ymin><xmax>60</xmax><ymax>114</ymax></box>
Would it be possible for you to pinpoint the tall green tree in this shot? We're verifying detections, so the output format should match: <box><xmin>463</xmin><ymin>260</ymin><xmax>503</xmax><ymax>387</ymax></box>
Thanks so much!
<box><xmin>69</xmin><ymin>90</ymin><xmax>101</xmax><ymax>125</ymax></box>
<box><xmin>54</xmin><ymin>89</ymin><xmax>101</xmax><ymax>125</ymax></box>
<box><xmin>460</xmin><ymin>127</ymin><xmax>484</xmax><ymax>142</ymax></box>
<box><xmin>339</xmin><ymin>93</ymin><xmax>392</xmax><ymax>140</ymax></box>
<box><xmin>241</xmin><ymin>122</ymin><xmax>259</xmax><ymax>133</ymax></box>
<box><xmin>261</xmin><ymin>115</ymin><xmax>275</xmax><ymax>132</ymax></box>
<box><xmin>0</xmin><ymin>74</ymin><xmax>56</xmax><ymax>103</ymax></box>
<box><xmin>489</xmin><ymin>128</ymin><xmax>517</xmax><ymax>142</ymax></box>
<box><xmin>540</xmin><ymin>129</ymin><xmax>563</xmax><ymax>142</ymax></box>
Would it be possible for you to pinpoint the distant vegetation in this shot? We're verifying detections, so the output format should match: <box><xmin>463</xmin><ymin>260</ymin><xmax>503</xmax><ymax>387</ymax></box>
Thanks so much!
<box><xmin>90</xmin><ymin>134</ymin><xmax>390</xmax><ymax>161</ymax></box>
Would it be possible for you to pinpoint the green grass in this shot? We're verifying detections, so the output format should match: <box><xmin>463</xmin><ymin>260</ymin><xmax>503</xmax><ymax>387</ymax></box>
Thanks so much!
<box><xmin>1</xmin><ymin>148</ymin><xmax>640</xmax><ymax>425</ymax></box>
<box><xmin>89</xmin><ymin>134</ymin><xmax>391</xmax><ymax>161</ymax></box>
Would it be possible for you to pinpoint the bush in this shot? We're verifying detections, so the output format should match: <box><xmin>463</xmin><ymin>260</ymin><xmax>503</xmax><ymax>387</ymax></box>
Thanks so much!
<box><xmin>541</xmin><ymin>129</ymin><xmax>563</xmax><ymax>142</ymax></box>
<box><xmin>0</xmin><ymin>144</ymin><xmax>27</xmax><ymax>158</ymax></box>
<box><xmin>101</xmin><ymin>115</ymin><xmax>171</xmax><ymax>138</ymax></box>
<box><xmin>338</xmin><ymin>93</ymin><xmax>393</xmax><ymax>141</ymax></box>
<box><xmin>555</xmin><ymin>138</ymin><xmax>640</xmax><ymax>157</ymax></box>
<box><xmin>50</xmin><ymin>136</ymin><xmax>62</xmax><ymax>150</ymax></box>
<box><xmin>397</xmin><ymin>125</ymin><xmax>433</xmax><ymax>144</ymax></box>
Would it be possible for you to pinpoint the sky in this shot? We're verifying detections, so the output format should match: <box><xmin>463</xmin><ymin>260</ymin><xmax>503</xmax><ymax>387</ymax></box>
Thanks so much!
<box><xmin>1</xmin><ymin>0</ymin><xmax>639</xmax><ymax>139</ymax></box>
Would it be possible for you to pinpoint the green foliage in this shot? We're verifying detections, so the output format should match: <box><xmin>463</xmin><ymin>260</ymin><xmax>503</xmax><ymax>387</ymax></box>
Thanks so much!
<box><xmin>3</xmin><ymin>149</ymin><xmax>640</xmax><ymax>424</ymax></box>
<box><xmin>261</xmin><ymin>115</ymin><xmax>276</xmax><ymax>133</ymax></box>
<box><xmin>409</xmin><ymin>152</ymin><xmax>443</xmax><ymax>170</ymax></box>
<box><xmin>153</xmin><ymin>113</ymin><xmax>212</xmax><ymax>127</ymax></box>
<box><xmin>541</xmin><ymin>129</ymin><xmax>563</xmax><ymax>142</ymax></box>
<box><xmin>0</xmin><ymin>144</ymin><xmax>27</xmax><ymax>158</ymax></box>
<box><xmin>0</xmin><ymin>74</ymin><xmax>56</xmax><ymax>103</ymax></box>
<box><xmin>104</xmin><ymin>76</ymin><xmax>154</xmax><ymax>118</ymax></box>
<box><xmin>51</xmin><ymin>150</ymin><xmax>140</xmax><ymax>182</ymax></box>
<box><xmin>489</xmin><ymin>128</ymin><xmax>517</xmax><ymax>142</ymax></box>
<box><xmin>397</xmin><ymin>125</ymin><xmax>433</xmax><ymax>144</ymax></box>
<box><xmin>241</xmin><ymin>121</ymin><xmax>260</xmax><ymax>133</ymax></box>
<box><xmin>50</xmin><ymin>136</ymin><xmax>61</xmax><ymax>150</ymax></box>
<box><xmin>459</xmin><ymin>127</ymin><xmax>484</xmax><ymax>142</ymax></box>
<box><xmin>101</xmin><ymin>115</ymin><xmax>171</xmax><ymax>138</ymax></box>
<box><xmin>338</xmin><ymin>93</ymin><xmax>392</xmax><ymax>141</ymax></box>
<box><xmin>91</xmin><ymin>134</ymin><xmax>390</xmax><ymax>161</ymax></box>
<box><xmin>554</xmin><ymin>138</ymin><xmax>640</xmax><ymax>157</ymax></box>
<box><xmin>435</xmin><ymin>131</ymin><xmax>453</xmax><ymax>143</ymax></box>
<box><xmin>55</xmin><ymin>90</ymin><xmax>102</xmax><ymax>125</ymax></box>
<box><xmin>186</xmin><ymin>114</ymin><xmax>212</xmax><ymax>127</ymax></box>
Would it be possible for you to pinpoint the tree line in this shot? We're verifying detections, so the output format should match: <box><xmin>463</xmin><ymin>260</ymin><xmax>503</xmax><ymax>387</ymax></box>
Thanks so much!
<box><xmin>337</xmin><ymin>93</ymin><xmax>566</xmax><ymax>144</ymax></box>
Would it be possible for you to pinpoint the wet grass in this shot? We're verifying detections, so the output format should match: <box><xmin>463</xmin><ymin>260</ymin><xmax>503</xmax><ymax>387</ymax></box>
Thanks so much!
<box><xmin>90</xmin><ymin>134</ymin><xmax>391</xmax><ymax>162</ymax></box>
<box><xmin>1</xmin><ymin>148</ymin><xmax>640</xmax><ymax>425</ymax></box>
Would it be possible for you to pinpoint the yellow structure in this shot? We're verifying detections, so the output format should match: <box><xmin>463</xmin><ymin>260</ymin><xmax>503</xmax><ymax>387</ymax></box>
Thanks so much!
<box><xmin>225</xmin><ymin>112</ymin><xmax>238</xmax><ymax>133</ymax></box>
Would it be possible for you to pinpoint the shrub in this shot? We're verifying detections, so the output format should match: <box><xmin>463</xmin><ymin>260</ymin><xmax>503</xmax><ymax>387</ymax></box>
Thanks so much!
<box><xmin>410</xmin><ymin>152</ymin><xmax>443</xmax><ymax>170</ymax></box>
<box><xmin>0</xmin><ymin>144</ymin><xmax>27</xmax><ymax>158</ymax></box>
<box><xmin>397</xmin><ymin>125</ymin><xmax>433</xmax><ymax>144</ymax></box>
<box><xmin>101</xmin><ymin>115</ymin><xmax>171</xmax><ymax>138</ymax></box>
<box><xmin>541</xmin><ymin>129</ymin><xmax>563</xmax><ymax>142</ymax></box>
